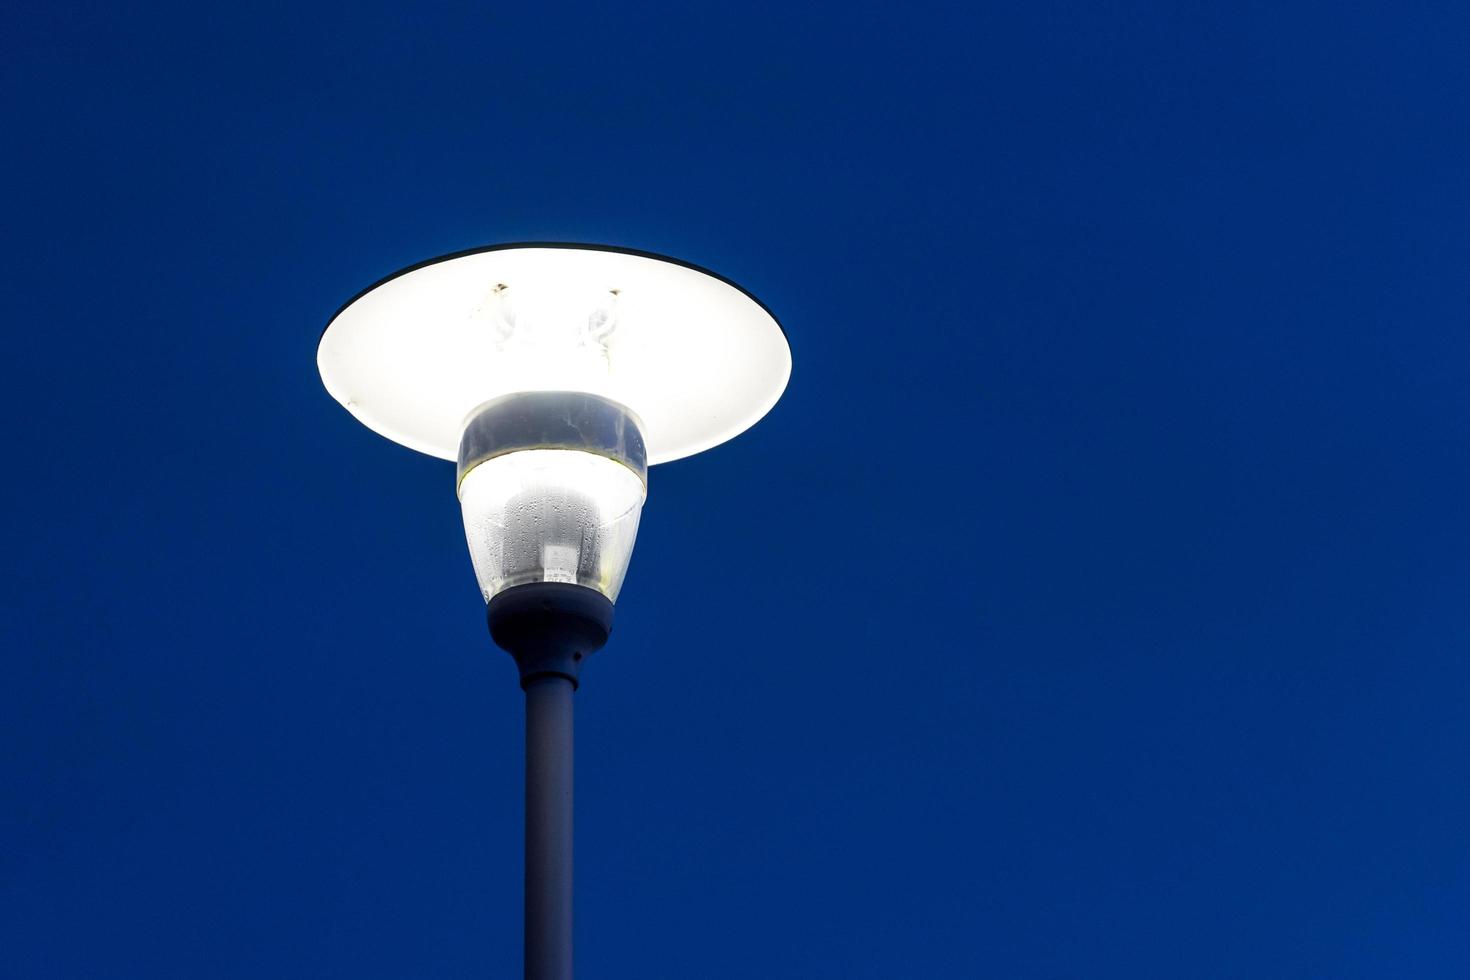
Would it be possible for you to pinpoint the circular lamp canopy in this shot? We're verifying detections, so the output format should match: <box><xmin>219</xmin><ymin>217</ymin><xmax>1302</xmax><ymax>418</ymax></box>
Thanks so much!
<box><xmin>317</xmin><ymin>243</ymin><xmax>791</xmax><ymax>465</ymax></box>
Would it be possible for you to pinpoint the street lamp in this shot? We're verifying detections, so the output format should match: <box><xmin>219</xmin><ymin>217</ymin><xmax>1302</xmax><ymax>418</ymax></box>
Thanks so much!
<box><xmin>317</xmin><ymin>243</ymin><xmax>791</xmax><ymax>980</ymax></box>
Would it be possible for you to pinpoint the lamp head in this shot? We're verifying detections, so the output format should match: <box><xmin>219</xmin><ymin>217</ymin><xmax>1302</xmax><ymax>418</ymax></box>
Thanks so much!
<box><xmin>318</xmin><ymin>243</ymin><xmax>789</xmax><ymax>674</ymax></box>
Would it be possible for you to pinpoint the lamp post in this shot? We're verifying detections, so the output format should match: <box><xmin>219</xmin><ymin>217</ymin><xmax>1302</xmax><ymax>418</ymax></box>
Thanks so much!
<box><xmin>317</xmin><ymin>243</ymin><xmax>791</xmax><ymax>980</ymax></box>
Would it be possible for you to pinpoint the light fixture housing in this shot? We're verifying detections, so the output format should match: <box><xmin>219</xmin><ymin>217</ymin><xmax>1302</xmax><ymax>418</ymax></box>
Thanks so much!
<box><xmin>320</xmin><ymin>242</ymin><xmax>789</xmax><ymax>626</ymax></box>
<box><xmin>457</xmin><ymin>390</ymin><xmax>647</xmax><ymax>605</ymax></box>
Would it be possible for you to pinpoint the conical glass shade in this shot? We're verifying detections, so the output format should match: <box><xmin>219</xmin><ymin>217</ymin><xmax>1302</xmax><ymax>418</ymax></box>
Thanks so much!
<box><xmin>459</xmin><ymin>448</ymin><xmax>645</xmax><ymax>603</ymax></box>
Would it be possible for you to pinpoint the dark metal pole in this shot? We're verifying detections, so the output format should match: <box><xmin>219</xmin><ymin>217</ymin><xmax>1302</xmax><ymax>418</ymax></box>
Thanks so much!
<box><xmin>523</xmin><ymin>674</ymin><xmax>575</xmax><ymax>980</ymax></box>
<box><xmin>489</xmin><ymin>582</ymin><xmax>613</xmax><ymax>980</ymax></box>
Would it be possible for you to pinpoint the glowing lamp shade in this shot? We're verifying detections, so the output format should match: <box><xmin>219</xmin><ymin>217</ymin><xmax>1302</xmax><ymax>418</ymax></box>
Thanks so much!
<box><xmin>459</xmin><ymin>450</ymin><xmax>645</xmax><ymax>603</ymax></box>
<box><xmin>317</xmin><ymin>243</ymin><xmax>791</xmax><ymax>466</ymax></box>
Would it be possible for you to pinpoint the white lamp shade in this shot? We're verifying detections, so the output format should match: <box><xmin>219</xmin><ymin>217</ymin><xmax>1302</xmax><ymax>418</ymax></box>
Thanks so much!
<box><xmin>317</xmin><ymin>244</ymin><xmax>791</xmax><ymax>465</ymax></box>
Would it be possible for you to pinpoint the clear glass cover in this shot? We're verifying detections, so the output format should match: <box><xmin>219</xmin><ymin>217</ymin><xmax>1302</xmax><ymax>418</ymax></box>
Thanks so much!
<box><xmin>459</xmin><ymin>449</ymin><xmax>646</xmax><ymax>603</ymax></box>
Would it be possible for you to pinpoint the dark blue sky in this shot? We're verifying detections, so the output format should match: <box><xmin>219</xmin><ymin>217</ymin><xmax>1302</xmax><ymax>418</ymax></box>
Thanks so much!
<box><xmin>5</xmin><ymin>1</ymin><xmax>1470</xmax><ymax>976</ymax></box>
